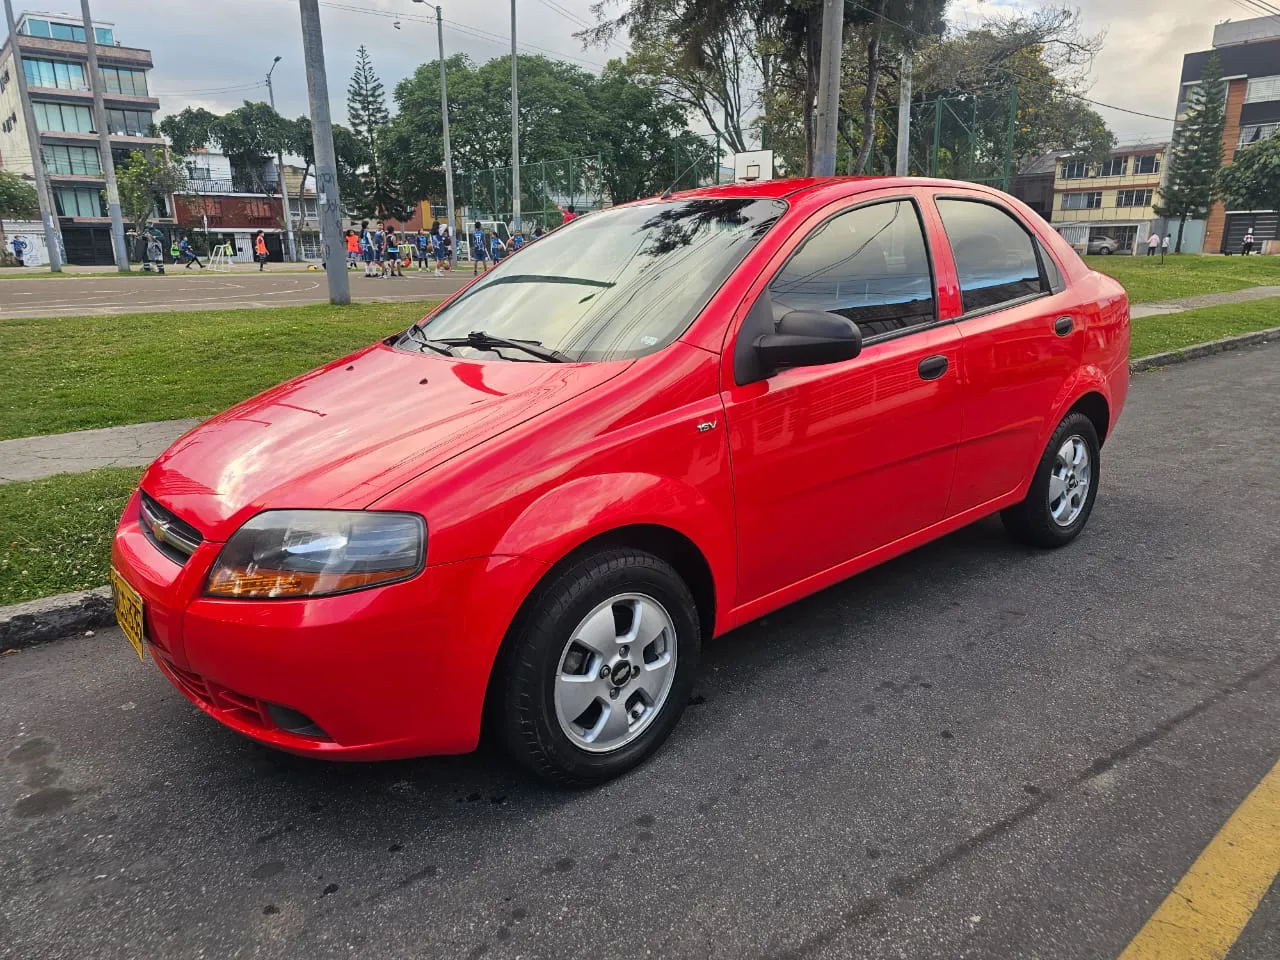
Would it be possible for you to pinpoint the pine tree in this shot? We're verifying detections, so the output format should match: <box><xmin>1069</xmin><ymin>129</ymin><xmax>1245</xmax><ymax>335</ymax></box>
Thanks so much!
<box><xmin>346</xmin><ymin>46</ymin><xmax>404</xmax><ymax>219</ymax></box>
<box><xmin>1154</xmin><ymin>53</ymin><xmax>1226</xmax><ymax>253</ymax></box>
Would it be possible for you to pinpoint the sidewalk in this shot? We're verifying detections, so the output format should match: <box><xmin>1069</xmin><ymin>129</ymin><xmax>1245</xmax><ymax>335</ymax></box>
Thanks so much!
<box><xmin>2</xmin><ymin>283</ymin><xmax>1278</xmax><ymax>486</ymax></box>
<box><xmin>1129</xmin><ymin>284</ymin><xmax>1280</xmax><ymax>318</ymax></box>
<box><xmin>0</xmin><ymin>419</ymin><xmax>202</xmax><ymax>483</ymax></box>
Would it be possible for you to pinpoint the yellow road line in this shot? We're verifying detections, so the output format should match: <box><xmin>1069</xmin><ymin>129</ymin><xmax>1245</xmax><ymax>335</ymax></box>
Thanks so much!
<box><xmin>1118</xmin><ymin>757</ymin><xmax>1280</xmax><ymax>960</ymax></box>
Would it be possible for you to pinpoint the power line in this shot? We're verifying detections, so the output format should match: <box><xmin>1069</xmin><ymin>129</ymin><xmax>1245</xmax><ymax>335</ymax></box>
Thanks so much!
<box><xmin>301</xmin><ymin>0</ymin><xmax>610</xmax><ymax>70</ymax></box>
<box><xmin>533</xmin><ymin>0</ymin><xmax>628</xmax><ymax>51</ymax></box>
<box><xmin>150</xmin><ymin>81</ymin><xmax>267</xmax><ymax>97</ymax></box>
<box><xmin>849</xmin><ymin>0</ymin><xmax>1178</xmax><ymax>124</ymax></box>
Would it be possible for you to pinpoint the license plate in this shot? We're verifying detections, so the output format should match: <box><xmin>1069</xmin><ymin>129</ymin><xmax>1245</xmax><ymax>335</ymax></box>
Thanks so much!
<box><xmin>110</xmin><ymin>567</ymin><xmax>146</xmax><ymax>660</ymax></box>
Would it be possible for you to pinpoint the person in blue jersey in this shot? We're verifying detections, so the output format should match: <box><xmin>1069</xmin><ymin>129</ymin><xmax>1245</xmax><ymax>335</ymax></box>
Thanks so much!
<box><xmin>430</xmin><ymin>222</ymin><xmax>445</xmax><ymax>276</ymax></box>
<box><xmin>489</xmin><ymin>230</ymin><xmax>506</xmax><ymax>264</ymax></box>
<box><xmin>472</xmin><ymin>222</ymin><xmax>488</xmax><ymax>275</ymax></box>
<box><xmin>385</xmin><ymin>223</ymin><xmax>402</xmax><ymax>277</ymax></box>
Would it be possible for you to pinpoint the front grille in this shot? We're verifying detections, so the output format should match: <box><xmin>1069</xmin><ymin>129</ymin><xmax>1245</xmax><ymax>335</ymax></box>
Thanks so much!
<box><xmin>139</xmin><ymin>492</ymin><xmax>203</xmax><ymax>565</ymax></box>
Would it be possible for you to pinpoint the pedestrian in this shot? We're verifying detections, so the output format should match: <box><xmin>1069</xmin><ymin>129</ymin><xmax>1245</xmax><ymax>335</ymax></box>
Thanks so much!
<box><xmin>179</xmin><ymin>235</ymin><xmax>205</xmax><ymax>269</ymax></box>
<box><xmin>254</xmin><ymin>230</ymin><xmax>269</xmax><ymax>271</ymax></box>
<box><xmin>1161</xmin><ymin>233</ymin><xmax>1170</xmax><ymax>257</ymax></box>
<box><xmin>561</xmin><ymin>204</ymin><xmax>577</xmax><ymax>226</ymax></box>
<box><xmin>346</xmin><ymin>230</ymin><xmax>359</xmax><ymax>269</ymax></box>
<box><xmin>372</xmin><ymin>220</ymin><xmax>386</xmax><ymax>277</ymax></box>
<box><xmin>509</xmin><ymin>231</ymin><xmax>524</xmax><ymax>254</ymax></box>
<box><xmin>385</xmin><ymin>224</ymin><xmax>402</xmax><ymax>277</ymax></box>
<box><xmin>146</xmin><ymin>231</ymin><xmax>165</xmax><ymax>273</ymax></box>
<box><xmin>10</xmin><ymin>235</ymin><xmax>26</xmax><ymax>266</ymax></box>
<box><xmin>440</xmin><ymin>221</ymin><xmax>453</xmax><ymax>268</ymax></box>
<box><xmin>359</xmin><ymin>220</ymin><xmax>375</xmax><ymax>277</ymax></box>
<box><xmin>489</xmin><ymin>230</ymin><xmax>506</xmax><ymax>265</ymax></box>
<box><xmin>1146</xmin><ymin>232</ymin><xmax>1160</xmax><ymax>257</ymax></box>
<box><xmin>1242</xmin><ymin>228</ymin><xmax>1255</xmax><ymax>256</ymax></box>
<box><xmin>429</xmin><ymin>222</ymin><xmax>444</xmax><ymax>276</ymax></box>
<box><xmin>472</xmin><ymin>221</ymin><xmax>489</xmax><ymax>275</ymax></box>
<box><xmin>414</xmin><ymin>230</ymin><xmax>429</xmax><ymax>271</ymax></box>
<box><xmin>532</xmin><ymin>224</ymin><xmax>544</xmax><ymax>242</ymax></box>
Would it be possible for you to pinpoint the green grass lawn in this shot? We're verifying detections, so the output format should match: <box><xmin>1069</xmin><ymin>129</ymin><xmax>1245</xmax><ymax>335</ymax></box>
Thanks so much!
<box><xmin>1084</xmin><ymin>254</ymin><xmax>1280</xmax><ymax>304</ymax></box>
<box><xmin>1130</xmin><ymin>296</ymin><xmax>1280</xmax><ymax>358</ymax></box>
<box><xmin>0</xmin><ymin>302</ymin><xmax>435</xmax><ymax>441</ymax></box>
<box><xmin>0</xmin><ymin>467</ymin><xmax>141</xmax><ymax>606</ymax></box>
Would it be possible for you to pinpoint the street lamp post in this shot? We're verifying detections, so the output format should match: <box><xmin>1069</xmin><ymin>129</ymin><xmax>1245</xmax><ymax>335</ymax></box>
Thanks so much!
<box><xmin>266</xmin><ymin>55</ymin><xmax>298</xmax><ymax>263</ymax></box>
<box><xmin>412</xmin><ymin>0</ymin><xmax>457</xmax><ymax>268</ymax></box>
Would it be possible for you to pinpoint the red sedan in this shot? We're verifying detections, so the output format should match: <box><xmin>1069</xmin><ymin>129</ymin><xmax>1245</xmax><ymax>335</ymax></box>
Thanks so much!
<box><xmin>111</xmin><ymin>177</ymin><xmax>1129</xmax><ymax>784</ymax></box>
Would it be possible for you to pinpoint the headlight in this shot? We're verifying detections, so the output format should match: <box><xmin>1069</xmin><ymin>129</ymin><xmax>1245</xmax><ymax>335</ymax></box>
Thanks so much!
<box><xmin>206</xmin><ymin>510</ymin><xmax>425</xmax><ymax>599</ymax></box>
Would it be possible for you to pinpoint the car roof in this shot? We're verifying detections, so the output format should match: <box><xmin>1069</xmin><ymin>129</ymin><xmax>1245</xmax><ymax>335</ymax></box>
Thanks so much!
<box><xmin>661</xmin><ymin>175</ymin><xmax>1008</xmax><ymax>203</ymax></box>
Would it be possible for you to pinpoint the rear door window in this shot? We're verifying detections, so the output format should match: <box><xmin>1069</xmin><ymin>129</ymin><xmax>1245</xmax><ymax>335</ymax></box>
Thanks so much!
<box><xmin>769</xmin><ymin>199</ymin><xmax>935</xmax><ymax>340</ymax></box>
<box><xmin>935</xmin><ymin>198</ymin><xmax>1046</xmax><ymax>314</ymax></box>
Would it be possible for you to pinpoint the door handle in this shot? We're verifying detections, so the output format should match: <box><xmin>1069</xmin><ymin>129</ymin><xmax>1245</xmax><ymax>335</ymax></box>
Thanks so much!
<box><xmin>1054</xmin><ymin>315</ymin><xmax>1074</xmax><ymax>336</ymax></box>
<box><xmin>917</xmin><ymin>354</ymin><xmax>949</xmax><ymax>381</ymax></box>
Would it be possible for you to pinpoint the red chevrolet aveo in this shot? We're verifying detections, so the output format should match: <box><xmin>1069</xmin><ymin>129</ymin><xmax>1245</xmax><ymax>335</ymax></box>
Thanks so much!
<box><xmin>112</xmin><ymin>178</ymin><xmax>1128</xmax><ymax>784</ymax></box>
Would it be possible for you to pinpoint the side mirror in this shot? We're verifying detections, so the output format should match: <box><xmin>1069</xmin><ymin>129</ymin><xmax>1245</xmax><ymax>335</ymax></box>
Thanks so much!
<box><xmin>755</xmin><ymin>310</ymin><xmax>862</xmax><ymax>375</ymax></box>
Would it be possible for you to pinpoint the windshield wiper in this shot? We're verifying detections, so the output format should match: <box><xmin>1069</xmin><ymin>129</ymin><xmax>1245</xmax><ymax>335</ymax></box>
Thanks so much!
<box><xmin>404</xmin><ymin>322</ymin><xmax>455</xmax><ymax>357</ymax></box>
<box><xmin>438</xmin><ymin>331</ymin><xmax>569</xmax><ymax>363</ymax></box>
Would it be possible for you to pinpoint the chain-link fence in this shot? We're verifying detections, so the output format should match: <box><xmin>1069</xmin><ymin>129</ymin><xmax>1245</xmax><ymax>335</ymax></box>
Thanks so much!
<box><xmin>454</xmin><ymin>155</ymin><xmax>607</xmax><ymax>230</ymax></box>
<box><xmin>881</xmin><ymin>88</ymin><xmax>1021</xmax><ymax>191</ymax></box>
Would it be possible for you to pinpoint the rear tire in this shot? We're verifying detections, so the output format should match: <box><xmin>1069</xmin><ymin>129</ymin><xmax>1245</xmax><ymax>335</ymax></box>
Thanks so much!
<box><xmin>500</xmin><ymin>548</ymin><xmax>700</xmax><ymax>786</ymax></box>
<box><xmin>1001</xmin><ymin>411</ymin><xmax>1100</xmax><ymax>548</ymax></box>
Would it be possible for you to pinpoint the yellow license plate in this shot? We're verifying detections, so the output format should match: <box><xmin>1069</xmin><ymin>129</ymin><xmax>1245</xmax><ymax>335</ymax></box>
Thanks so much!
<box><xmin>110</xmin><ymin>567</ymin><xmax>146</xmax><ymax>660</ymax></box>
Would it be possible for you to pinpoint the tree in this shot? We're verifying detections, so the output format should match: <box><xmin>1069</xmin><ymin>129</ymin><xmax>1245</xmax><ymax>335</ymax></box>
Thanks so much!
<box><xmin>115</xmin><ymin>149</ymin><xmax>186</xmax><ymax>247</ymax></box>
<box><xmin>1217</xmin><ymin>134</ymin><xmax>1280</xmax><ymax>232</ymax></box>
<box><xmin>0</xmin><ymin>170</ymin><xmax>40</xmax><ymax>266</ymax></box>
<box><xmin>285</xmin><ymin>116</ymin><xmax>371</xmax><ymax>227</ymax></box>
<box><xmin>212</xmin><ymin>102</ymin><xmax>291</xmax><ymax>192</ymax></box>
<box><xmin>158</xmin><ymin>107</ymin><xmax>219</xmax><ymax>157</ymax></box>
<box><xmin>1155</xmin><ymin>53</ymin><xmax>1226</xmax><ymax>252</ymax></box>
<box><xmin>347</xmin><ymin>45</ymin><xmax>407</xmax><ymax>219</ymax></box>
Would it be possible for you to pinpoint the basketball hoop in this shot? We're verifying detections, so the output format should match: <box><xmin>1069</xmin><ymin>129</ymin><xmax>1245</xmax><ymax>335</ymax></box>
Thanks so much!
<box><xmin>742</xmin><ymin>164</ymin><xmax>761</xmax><ymax>182</ymax></box>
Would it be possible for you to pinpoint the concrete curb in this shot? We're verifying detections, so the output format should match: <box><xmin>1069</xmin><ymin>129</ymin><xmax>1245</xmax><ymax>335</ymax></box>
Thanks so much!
<box><xmin>1129</xmin><ymin>326</ymin><xmax>1280</xmax><ymax>373</ymax></box>
<box><xmin>1</xmin><ymin>586</ymin><xmax>113</xmax><ymax>652</ymax></box>
<box><xmin>1</xmin><ymin>329</ymin><xmax>1277</xmax><ymax>652</ymax></box>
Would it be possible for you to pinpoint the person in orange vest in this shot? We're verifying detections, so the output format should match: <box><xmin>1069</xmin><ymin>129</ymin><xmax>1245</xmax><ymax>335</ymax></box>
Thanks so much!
<box><xmin>254</xmin><ymin>231</ymin><xmax>269</xmax><ymax>271</ymax></box>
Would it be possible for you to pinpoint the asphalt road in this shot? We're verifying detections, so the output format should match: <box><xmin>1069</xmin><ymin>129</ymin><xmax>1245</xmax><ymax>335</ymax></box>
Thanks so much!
<box><xmin>2</xmin><ymin>343</ymin><xmax>1278</xmax><ymax>960</ymax></box>
<box><xmin>0</xmin><ymin>270</ymin><xmax>473</xmax><ymax>319</ymax></box>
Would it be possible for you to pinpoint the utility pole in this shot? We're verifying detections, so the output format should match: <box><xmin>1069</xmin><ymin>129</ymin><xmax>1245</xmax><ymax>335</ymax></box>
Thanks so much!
<box><xmin>895</xmin><ymin>50</ymin><xmax>912</xmax><ymax>176</ymax></box>
<box><xmin>80</xmin><ymin>0</ymin><xmax>127</xmax><ymax>270</ymax></box>
<box><xmin>437</xmin><ymin>6</ymin><xmax>457</xmax><ymax>267</ymax></box>
<box><xmin>4</xmin><ymin>0</ymin><xmax>62</xmax><ymax>271</ymax></box>
<box><xmin>813</xmin><ymin>0</ymin><xmax>844</xmax><ymax>177</ymax></box>
<box><xmin>298</xmin><ymin>0</ymin><xmax>349</xmax><ymax>303</ymax></box>
<box><xmin>510</xmin><ymin>0</ymin><xmax>520</xmax><ymax>236</ymax></box>
<box><xmin>266</xmin><ymin>56</ymin><xmax>297</xmax><ymax>263</ymax></box>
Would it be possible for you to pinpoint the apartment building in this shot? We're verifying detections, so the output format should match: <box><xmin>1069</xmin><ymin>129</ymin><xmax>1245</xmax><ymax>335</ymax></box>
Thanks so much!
<box><xmin>1179</xmin><ymin>15</ymin><xmax>1280</xmax><ymax>253</ymax></box>
<box><xmin>1051</xmin><ymin>143</ymin><xmax>1169</xmax><ymax>254</ymax></box>
<box><xmin>0</xmin><ymin>10</ymin><xmax>168</xmax><ymax>264</ymax></box>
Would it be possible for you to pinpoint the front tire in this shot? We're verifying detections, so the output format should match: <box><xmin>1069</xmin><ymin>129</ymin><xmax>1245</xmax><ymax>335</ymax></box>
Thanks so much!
<box><xmin>1001</xmin><ymin>411</ymin><xmax>1100</xmax><ymax>548</ymax></box>
<box><xmin>500</xmin><ymin>548</ymin><xmax>701</xmax><ymax>786</ymax></box>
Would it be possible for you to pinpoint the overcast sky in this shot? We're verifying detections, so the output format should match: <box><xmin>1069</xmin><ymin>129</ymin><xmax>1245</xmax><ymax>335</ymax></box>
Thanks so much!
<box><xmin>7</xmin><ymin>0</ymin><xmax>1239</xmax><ymax>148</ymax></box>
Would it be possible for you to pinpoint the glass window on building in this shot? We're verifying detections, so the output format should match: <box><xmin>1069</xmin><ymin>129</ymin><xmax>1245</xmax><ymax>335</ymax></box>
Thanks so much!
<box><xmin>100</xmin><ymin>66</ymin><xmax>147</xmax><ymax>96</ymax></box>
<box><xmin>1100</xmin><ymin>157</ymin><xmax>1128</xmax><ymax>177</ymax></box>
<box><xmin>95</xmin><ymin>27</ymin><xmax>115</xmax><ymax>45</ymax></box>
<box><xmin>1062</xmin><ymin>192</ymin><xmax>1103</xmax><ymax>210</ymax></box>
<box><xmin>1116</xmin><ymin>189</ymin><xmax>1153</xmax><ymax>208</ymax></box>
<box><xmin>1239</xmin><ymin>123</ymin><xmax>1280</xmax><ymax>149</ymax></box>
<box><xmin>1061</xmin><ymin>160</ymin><xmax>1093</xmax><ymax>179</ymax></box>
<box><xmin>54</xmin><ymin>186</ymin><xmax>105</xmax><ymax>217</ymax></box>
<box><xmin>22</xmin><ymin>18</ymin><xmax>52</xmax><ymax>37</ymax></box>
<box><xmin>43</xmin><ymin>144</ymin><xmax>102</xmax><ymax>176</ymax></box>
<box><xmin>33</xmin><ymin>101</ymin><xmax>94</xmax><ymax>133</ymax></box>
<box><xmin>1134</xmin><ymin>154</ymin><xmax>1162</xmax><ymax>175</ymax></box>
<box><xmin>1245</xmin><ymin>75</ymin><xmax>1280</xmax><ymax>104</ymax></box>
<box><xmin>23</xmin><ymin>58</ymin><xmax>88</xmax><ymax>90</ymax></box>
<box><xmin>49</xmin><ymin>22</ymin><xmax>89</xmax><ymax>42</ymax></box>
<box><xmin>106</xmin><ymin>108</ymin><xmax>153</xmax><ymax>136</ymax></box>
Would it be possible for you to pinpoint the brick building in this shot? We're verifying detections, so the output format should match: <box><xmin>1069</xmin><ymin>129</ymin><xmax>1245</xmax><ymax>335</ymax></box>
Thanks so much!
<box><xmin>1179</xmin><ymin>15</ymin><xmax>1280</xmax><ymax>253</ymax></box>
<box><xmin>0</xmin><ymin>10</ymin><xmax>169</xmax><ymax>264</ymax></box>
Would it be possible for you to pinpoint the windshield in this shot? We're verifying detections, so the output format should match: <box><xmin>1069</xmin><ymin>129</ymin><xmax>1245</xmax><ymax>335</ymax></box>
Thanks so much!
<box><xmin>404</xmin><ymin>197</ymin><xmax>786</xmax><ymax>362</ymax></box>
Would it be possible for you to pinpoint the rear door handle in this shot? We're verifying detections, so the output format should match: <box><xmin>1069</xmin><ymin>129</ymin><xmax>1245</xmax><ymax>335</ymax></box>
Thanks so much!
<box><xmin>917</xmin><ymin>354</ymin><xmax>949</xmax><ymax>381</ymax></box>
<box><xmin>1054</xmin><ymin>315</ymin><xmax>1074</xmax><ymax>337</ymax></box>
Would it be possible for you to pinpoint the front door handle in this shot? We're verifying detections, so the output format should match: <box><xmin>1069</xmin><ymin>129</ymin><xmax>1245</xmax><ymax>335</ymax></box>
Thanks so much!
<box><xmin>917</xmin><ymin>354</ymin><xmax>949</xmax><ymax>381</ymax></box>
<box><xmin>1054</xmin><ymin>315</ymin><xmax>1074</xmax><ymax>336</ymax></box>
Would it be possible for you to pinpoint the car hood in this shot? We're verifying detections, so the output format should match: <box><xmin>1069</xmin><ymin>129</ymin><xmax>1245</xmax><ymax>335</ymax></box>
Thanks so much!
<box><xmin>142</xmin><ymin>343</ymin><xmax>628</xmax><ymax>540</ymax></box>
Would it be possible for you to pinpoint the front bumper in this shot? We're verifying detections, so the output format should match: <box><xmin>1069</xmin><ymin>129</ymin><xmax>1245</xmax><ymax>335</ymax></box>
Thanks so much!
<box><xmin>112</xmin><ymin>490</ymin><xmax>546</xmax><ymax>760</ymax></box>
